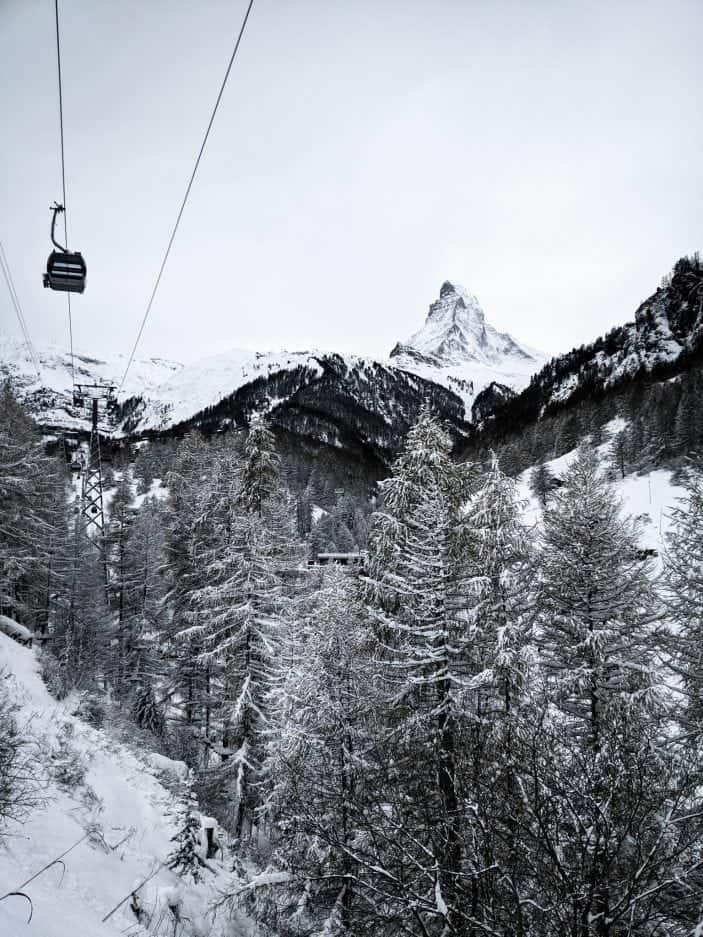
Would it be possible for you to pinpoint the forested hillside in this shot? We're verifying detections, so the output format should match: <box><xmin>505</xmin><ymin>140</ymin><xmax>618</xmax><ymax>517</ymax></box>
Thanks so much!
<box><xmin>468</xmin><ymin>255</ymin><xmax>703</xmax><ymax>476</ymax></box>
<box><xmin>3</xmin><ymin>379</ymin><xmax>703</xmax><ymax>936</ymax></box>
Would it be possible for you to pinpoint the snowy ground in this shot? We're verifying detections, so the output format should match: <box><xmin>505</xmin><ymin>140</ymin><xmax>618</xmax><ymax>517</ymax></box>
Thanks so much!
<box><xmin>0</xmin><ymin>634</ymin><xmax>240</xmax><ymax>937</ymax></box>
<box><xmin>516</xmin><ymin>426</ymin><xmax>687</xmax><ymax>562</ymax></box>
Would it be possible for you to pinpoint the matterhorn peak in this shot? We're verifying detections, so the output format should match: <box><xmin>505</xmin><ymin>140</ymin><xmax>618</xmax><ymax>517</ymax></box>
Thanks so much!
<box><xmin>389</xmin><ymin>281</ymin><xmax>546</xmax><ymax>415</ymax></box>
<box><xmin>391</xmin><ymin>281</ymin><xmax>535</xmax><ymax>369</ymax></box>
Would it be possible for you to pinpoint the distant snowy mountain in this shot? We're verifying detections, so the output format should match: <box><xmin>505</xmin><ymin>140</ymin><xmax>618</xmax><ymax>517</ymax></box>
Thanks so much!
<box><xmin>122</xmin><ymin>348</ymin><xmax>470</xmax><ymax>475</ymax></box>
<box><xmin>0</xmin><ymin>335</ymin><xmax>469</xmax><ymax>479</ymax></box>
<box><xmin>128</xmin><ymin>349</ymin><xmax>326</xmax><ymax>432</ymax></box>
<box><xmin>0</xmin><ymin>334</ymin><xmax>182</xmax><ymax>433</ymax></box>
<box><xmin>0</xmin><ymin>282</ymin><xmax>547</xmax><ymax>439</ymax></box>
<box><xmin>389</xmin><ymin>281</ymin><xmax>547</xmax><ymax>418</ymax></box>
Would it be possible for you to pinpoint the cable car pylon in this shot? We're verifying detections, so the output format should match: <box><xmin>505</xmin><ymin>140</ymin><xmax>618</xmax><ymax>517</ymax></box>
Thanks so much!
<box><xmin>76</xmin><ymin>383</ymin><xmax>114</xmax><ymax>540</ymax></box>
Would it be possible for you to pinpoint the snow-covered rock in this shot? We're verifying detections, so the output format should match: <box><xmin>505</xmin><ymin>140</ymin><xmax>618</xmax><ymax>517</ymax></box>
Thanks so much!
<box><xmin>389</xmin><ymin>281</ymin><xmax>547</xmax><ymax>413</ymax></box>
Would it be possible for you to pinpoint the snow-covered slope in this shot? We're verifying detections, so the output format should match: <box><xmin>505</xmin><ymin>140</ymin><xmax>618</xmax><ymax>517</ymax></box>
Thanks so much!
<box><xmin>0</xmin><ymin>633</ymin><xmax>236</xmax><ymax>937</ymax></box>
<box><xmin>480</xmin><ymin>256</ymin><xmax>703</xmax><ymax>435</ymax></box>
<box><xmin>517</xmin><ymin>430</ymin><xmax>687</xmax><ymax>562</ymax></box>
<box><xmin>132</xmin><ymin>348</ymin><xmax>325</xmax><ymax>432</ymax></box>
<box><xmin>0</xmin><ymin>334</ymin><xmax>182</xmax><ymax>433</ymax></box>
<box><xmin>389</xmin><ymin>281</ymin><xmax>547</xmax><ymax>414</ymax></box>
<box><xmin>0</xmin><ymin>334</ymin><xmax>470</xmax><ymax>473</ymax></box>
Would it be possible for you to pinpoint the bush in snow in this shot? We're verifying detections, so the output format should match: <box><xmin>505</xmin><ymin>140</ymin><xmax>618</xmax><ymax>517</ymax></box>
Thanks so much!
<box><xmin>131</xmin><ymin>684</ymin><xmax>165</xmax><ymax>736</ymax></box>
<box><xmin>72</xmin><ymin>693</ymin><xmax>105</xmax><ymax>728</ymax></box>
<box><xmin>0</xmin><ymin>671</ymin><xmax>45</xmax><ymax>836</ymax></box>
<box><xmin>50</xmin><ymin>722</ymin><xmax>88</xmax><ymax>788</ymax></box>
<box><xmin>168</xmin><ymin>777</ymin><xmax>207</xmax><ymax>883</ymax></box>
<box><xmin>39</xmin><ymin>649</ymin><xmax>72</xmax><ymax>700</ymax></box>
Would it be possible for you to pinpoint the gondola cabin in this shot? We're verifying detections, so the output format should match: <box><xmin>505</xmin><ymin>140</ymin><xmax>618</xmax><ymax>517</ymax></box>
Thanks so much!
<box><xmin>43</xmin><ymin>250</ymin><xmax>86</xmax><ymax>293</ymax></box>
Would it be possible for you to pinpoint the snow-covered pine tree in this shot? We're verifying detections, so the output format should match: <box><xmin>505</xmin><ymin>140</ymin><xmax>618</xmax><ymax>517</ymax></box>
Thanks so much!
<box><xmin>121</xmin><ymin>496</ymin><xmax>167</xmax><ymax>705</ymax></box>
<box><xmin>131</xmin><ymin>682</ymin><xmax>165</xmax><ymax>735</ymax></box>
<box><xmin>609</xmin><ymin>428</ymin><xmax>628</xmax><ymax>480</ymax></box>
<box><xmin>163</xmin><ymin>433</ymin><xmax>214</xmax><ymax>738</ymax></box>
<box><xmin>363</xmin><ymin>405</ymin><xmax>478</xmax><ymax>932</ymax></box>
<box><xmin>258</xmin><ymin>565</ymin><xmax>380</xmax><ymax>935</ymax></box>
<box><xmin>537</xmin><ymin>443</ymin><xmax>657</xmax><ymax>743</ymax></box>
<box><xmin>239</xmin><ymin>414</ymin><xmax>281</xmax><ymax>518</ymax></box>
<box><xmin>176</xmin><ymin>419</ymin><xmax>301</xmax><ymax>837</ymax></box>
<box><xmin>104</xmin><ymin>476</ymin><xmax>136</xmax><ymax>697</ymax></box>
<box><xmin>461</xmin><ymin>453</ymin><xmax>534</xmax><ymax>717</ymax></box>
<box><xmin>168</xmin><ymin>773</ymin><xmax>205</xmax><ymax>883</ymax></box>
<box><xmin>528</xmin><ymin>460</ymin><xmax>555</xmax><ymax>506</ymax></box>
<box><xmin>663</xmin><ymin>465</ymin><xmax>703</xmax><ymax>733</ymax></box>
<box><xmin>441</xmin><ymin>453</ymin><xmax>538</xmax><ymax>934</ymax></box>
<box><xmin>48</xmin><ymin>509</ymin><xmax>109</xmax><ymax>693</ymax></box>
<box><xmin>527</xmin><ymin>442</ymin><xmax>702</xmax><ymax>934</ymax></box>
<box><xmin>0</xmin><ymin>383</ymin><xmax>64</xmax><ymax>633</ymax></box>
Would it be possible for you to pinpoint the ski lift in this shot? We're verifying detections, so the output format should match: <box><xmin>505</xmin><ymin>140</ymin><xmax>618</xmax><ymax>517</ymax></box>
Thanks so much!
<box><xmin>69</xmin><ymin>458</ymin><xmax>82</xmax><ymax>475</ymax></box>
<box><xmin>43</xmin><ymin>203</ymin><xmax>86</xmax><ymax>294</ymax></box>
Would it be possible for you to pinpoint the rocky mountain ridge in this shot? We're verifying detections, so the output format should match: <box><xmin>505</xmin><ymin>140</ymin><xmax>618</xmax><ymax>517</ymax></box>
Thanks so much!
<box><xmin>0</xmin><ymin>337</ymin><xmax>471</xmax><ymax>484</ymax></box>
<box><xmin>1</xmin><ymin>279</ymin><xmax>547</xmax><ymax>473</ymax></box>
<box><xmin>389</xmin><ymin>281</ymin><xmax>547</xmax><ymax>412</ymax></box>
<box><xmin>472</xmin><ymin>254</ymin><xmax>703</xmax><ymax>445</ymax></box>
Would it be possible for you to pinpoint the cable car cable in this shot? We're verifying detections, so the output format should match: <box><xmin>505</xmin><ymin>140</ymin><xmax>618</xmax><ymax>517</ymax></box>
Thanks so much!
<box><xmin>0</xmin><ymin>242</ymin><xmax>42</xmax><ymax>379</ymax></box>
<box><xmin>0</xmin><ymin>243</ymin><xmax>30</xmax><ymax>349</ymax></box>
<box><xmin>117</xmin><ymin>0</ymin><xmax>255</xmax><ymax>394</ymax></box>
<box><xmin>0</xmin><ymin>244</ymin><xmax>38</xmax><ymax>375</ymax></box>
<box><xmin>53</xmin><ymin>0</ymin><xmax>77</xmax><ymax>388</ymax></box>
<box><xmin>54</xmin><ymin>0</ymin><xmax>69</xmax><ymax>247</ymax></box>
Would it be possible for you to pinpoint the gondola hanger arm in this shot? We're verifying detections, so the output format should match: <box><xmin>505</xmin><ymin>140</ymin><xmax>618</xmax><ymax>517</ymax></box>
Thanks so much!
<box><xmin>50</xmin><ymin>202</ymin><xmax>67</xmax><ymax>251</ymax></box>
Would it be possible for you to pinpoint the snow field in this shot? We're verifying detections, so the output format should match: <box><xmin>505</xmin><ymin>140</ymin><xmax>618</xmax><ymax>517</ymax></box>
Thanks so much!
<box><xmin>0</xmin><ymin>633</ymin><xmax>235</xmax><ymax>937</ymax></box>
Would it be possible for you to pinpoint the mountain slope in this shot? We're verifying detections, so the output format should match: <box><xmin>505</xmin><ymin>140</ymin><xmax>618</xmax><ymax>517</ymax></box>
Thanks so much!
<box><xmin>124</xmin><ymin>350</ymin><xmax>472</xmax><ymax>472</ymax></box>
<box><xmin>475</xmin><ymin>255</ymin><xmax>703</xmax><ymax>441</ymax></box>
<box><xmin>0</xmin><ymin>336</ymin><xmax>471</xmax><ymax>486</ymax></box>
<box><xmin>389</xmin><ymin>281</ymin><xmax>546</xmax><ymax>416</ymax></box>
<box><xmin>0</xmin><ymin>335</ymin><xmax>182</xmax><ymax>434</ymax></box>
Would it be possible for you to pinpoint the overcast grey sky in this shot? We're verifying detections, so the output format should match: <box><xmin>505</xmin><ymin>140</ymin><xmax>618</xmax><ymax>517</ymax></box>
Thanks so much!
<box><xmin>1</xmin><ymin>0</ymin><xmax>701</xmax><ymax>367</ymax></box>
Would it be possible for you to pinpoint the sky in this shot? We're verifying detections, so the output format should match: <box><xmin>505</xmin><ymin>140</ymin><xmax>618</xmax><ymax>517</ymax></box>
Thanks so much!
<box><xmin>1</xmin><ymin>0</ymin><xmax>701</xmax><ymax>370</ymax></box>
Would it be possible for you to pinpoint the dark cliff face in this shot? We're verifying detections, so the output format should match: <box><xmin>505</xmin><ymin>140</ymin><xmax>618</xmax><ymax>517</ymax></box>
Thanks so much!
<box><xmin>469</xmin><ymin>255</ymin><xmax>703</xmax><ymax>443</ymax></box>
<box><xmin>470</xmin><ymin>382</ymin><xmax>516</xmax><ymax>424</ymax></box>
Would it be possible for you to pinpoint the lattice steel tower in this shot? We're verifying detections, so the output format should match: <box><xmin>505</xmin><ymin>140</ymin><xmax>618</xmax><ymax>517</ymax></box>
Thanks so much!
<box><xmin>75</xmin><ymin>383</ymin><xmax>115</xmax><ymax>539</ymax></box>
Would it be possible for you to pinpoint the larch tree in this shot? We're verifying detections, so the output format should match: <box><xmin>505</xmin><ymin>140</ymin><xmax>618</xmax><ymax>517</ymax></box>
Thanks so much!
<box><xmin>455</xmin><ymin>454</ymin><xmax>538</xmax><ymax>933</ymax></box>
<box><xmin>163</xmin><ymin>432</ymin><xmax>215</xmax><ymax>741</ymax></box>
<box><xmin>105</xmin><ymin>476</ymin><xmax>137</xmax><ymax>696</ymax></box>
<box><xmin>663</xmin><ymin>465</ymin><xmax>703</xmax><ymax>733</ymax></box>
<box><xmin>0</xmin><ymin>383</ymin><xmax>65</xmax><ymax>632</ymax></box>
<box><xmin>178</xmin><ymin>419</ymin><xmax>301</xmax><ymax>837</ymax></box>
<box><xmin>529</xmin><ymin>442</ymin><xmax>702</xmax><ymax>936</ymax></box>
<box><xmin>363</xmin><ymin>405</ymin><xmax>479</xmax><ymax>934</ymax></box>
<box><xmin>256</xmin><ymin>565</ymin><xmax>381</xmax><ymax>935</ymax></box>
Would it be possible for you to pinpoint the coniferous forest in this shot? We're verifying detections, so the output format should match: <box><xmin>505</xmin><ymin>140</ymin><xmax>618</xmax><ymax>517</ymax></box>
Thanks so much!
<box><xmin>3</xmin><ymin>377</ymin><xmax>703</xmax><ymax>936</ymax></box>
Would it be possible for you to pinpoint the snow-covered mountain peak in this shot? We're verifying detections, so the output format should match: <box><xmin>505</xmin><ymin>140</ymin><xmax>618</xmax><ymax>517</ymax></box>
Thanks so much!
<box><xmin>390</xmin><ymin>281</ymin><xmax>539</xmax><ymax>370</ymax></box>
<box><xmin>437</xmin><ymin>279</ymin><xmax>482</xmax><ymax>306</ymax></box>
<box><xmin>388</xmin><ymin>282</ymin><xmax>547</xmax><ymax>417</ymax></box>
<box><xmin>434</xmin><ymin>280</ymin><xmax>484</xmax><ymax>322</ymax></box>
